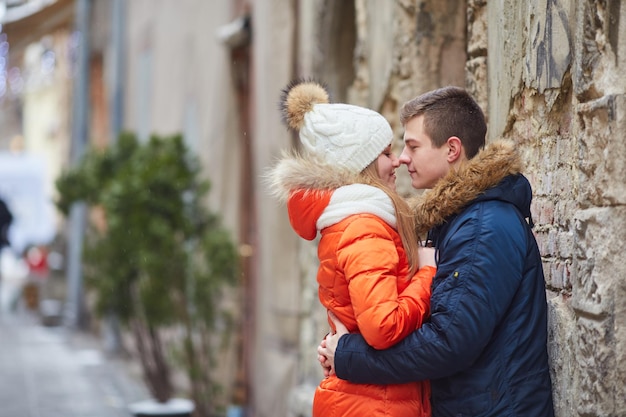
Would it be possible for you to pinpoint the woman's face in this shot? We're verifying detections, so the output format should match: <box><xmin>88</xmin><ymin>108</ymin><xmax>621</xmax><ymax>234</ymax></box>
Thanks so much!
<box><xmin>377</xmin><ymin>144</ymin><xmax>400</xmax><ymax>190</ymax></box>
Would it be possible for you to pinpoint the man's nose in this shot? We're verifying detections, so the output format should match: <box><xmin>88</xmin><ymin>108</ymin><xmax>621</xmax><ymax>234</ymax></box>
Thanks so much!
<box><xmin>399</xmin><ymin>148</ymin><xmax>410</xmax><ymax>164</ymax></box>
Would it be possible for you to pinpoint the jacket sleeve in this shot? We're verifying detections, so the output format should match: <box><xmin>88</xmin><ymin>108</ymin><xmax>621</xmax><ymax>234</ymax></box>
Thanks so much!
<box><xmin>335</xmin><ymin>203</ymin><xmax>527</xmax><ymax>383</ymax></box>
<box><xmin>337</xmin><ymin>217</ymin><xmax>434</xmax><ymax>350</ymax></box>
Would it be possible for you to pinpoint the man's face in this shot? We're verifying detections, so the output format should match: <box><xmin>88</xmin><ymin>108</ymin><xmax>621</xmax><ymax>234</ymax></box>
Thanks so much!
<box><xmin>399</xmin><ymin>115</ymin><xmax>451</xmax><ymax>190</ymax></box>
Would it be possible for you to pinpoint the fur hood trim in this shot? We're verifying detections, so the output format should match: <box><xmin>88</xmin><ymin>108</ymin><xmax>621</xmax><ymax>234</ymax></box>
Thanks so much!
<box><xmin>411</xmin><ymin>139</ymin><xmax>522</xmax><ymax>235</ymax></box>
<box><xmin>266</xmin><ymin>150</ymin><xmax>361</xmax><ymax>202</ymax></box>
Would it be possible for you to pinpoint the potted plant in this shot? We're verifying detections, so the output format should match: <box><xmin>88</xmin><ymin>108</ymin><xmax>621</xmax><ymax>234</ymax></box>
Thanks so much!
<box><xmin>56</xmin><ymin>132</ymin><xmax>239</xmax><ymax>416</ymax></box>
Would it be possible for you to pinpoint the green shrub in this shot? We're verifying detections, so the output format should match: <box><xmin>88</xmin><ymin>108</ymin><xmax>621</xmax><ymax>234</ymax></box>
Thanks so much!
<box><xmin>56</xmin><ymin>132</ymin><xmax>239</xmax><ymax>412</ymax></box>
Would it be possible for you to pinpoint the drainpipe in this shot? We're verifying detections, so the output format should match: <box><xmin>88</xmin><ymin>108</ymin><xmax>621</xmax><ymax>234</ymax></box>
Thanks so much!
<box><xmin>102</xmin><ymin>0</ymin><xmax>124</xmax><ymax>353</ymax></box>
<box><xmin>65</xmin><ymin>0</ymin><xmax>91</xmax><ymax>329</ymax></box>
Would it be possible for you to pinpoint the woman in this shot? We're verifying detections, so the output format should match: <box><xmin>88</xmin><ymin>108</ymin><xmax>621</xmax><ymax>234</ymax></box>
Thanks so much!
<box><xmin>268</xmin><ymin>80</ymin><xmax>435</xmax><ymax>417</ymax></box>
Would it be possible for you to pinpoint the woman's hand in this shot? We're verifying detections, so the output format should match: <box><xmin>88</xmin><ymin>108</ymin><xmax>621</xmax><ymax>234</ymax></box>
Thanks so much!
<box><xmin>317</xmin><ymin>311</ymin><xmax>349</xmax><ymax>377</ymax></box>
<box><xmin>418</xmin><ymin>246</ymin><xmax>436</xmax><ymax>268</ymax></box>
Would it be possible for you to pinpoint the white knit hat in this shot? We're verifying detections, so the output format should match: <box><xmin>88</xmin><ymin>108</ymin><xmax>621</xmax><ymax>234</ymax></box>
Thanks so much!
<box><xmin>280</xmin><ymin>80</ymin><xmax>393</xmax><ymax>173</ymax></box>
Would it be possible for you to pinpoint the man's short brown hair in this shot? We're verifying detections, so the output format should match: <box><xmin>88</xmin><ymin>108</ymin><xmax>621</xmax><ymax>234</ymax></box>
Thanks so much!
<box><xmin>400</xmin><ymin>86</ymin><xmax>487</xmax><ymax>159</ymax></box>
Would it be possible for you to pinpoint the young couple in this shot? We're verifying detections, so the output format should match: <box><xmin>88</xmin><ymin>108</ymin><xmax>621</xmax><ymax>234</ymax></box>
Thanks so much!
<box><xmin>269</xmin><ymin>80</ymin><xmax>554</xmax><ymax>417</ymax></box>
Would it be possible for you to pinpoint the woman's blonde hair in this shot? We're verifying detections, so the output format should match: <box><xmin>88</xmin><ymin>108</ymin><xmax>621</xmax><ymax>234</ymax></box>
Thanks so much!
<box><xmin>360</xmin><ymin>162</ymin><xmax>419</xmax><ymax>276</ymax></box>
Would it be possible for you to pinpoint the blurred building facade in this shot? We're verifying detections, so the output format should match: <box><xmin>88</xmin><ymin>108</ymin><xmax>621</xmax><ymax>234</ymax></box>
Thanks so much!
<box><xmin>1</xmin><ymin>1</ymin><xmax>625</xmax><ymax>417</ymax></box>
<box><xmin>0</xmin><ymin>0</ymin><xmax>72</xmax><ymax>254</ymax></box>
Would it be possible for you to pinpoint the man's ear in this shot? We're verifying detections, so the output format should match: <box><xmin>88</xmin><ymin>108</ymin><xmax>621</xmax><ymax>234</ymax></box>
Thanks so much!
<box><xmin>446</xmin><ymin>136</ymin><xmax>463</xmax><ymax>163</ymax></box>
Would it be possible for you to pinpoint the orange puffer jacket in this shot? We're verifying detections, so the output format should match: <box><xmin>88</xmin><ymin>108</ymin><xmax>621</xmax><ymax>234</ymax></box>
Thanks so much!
<box><xmin>287</xmin><ymin>184</ymin><xmax>434</xmax><ymax>417</ymax></box>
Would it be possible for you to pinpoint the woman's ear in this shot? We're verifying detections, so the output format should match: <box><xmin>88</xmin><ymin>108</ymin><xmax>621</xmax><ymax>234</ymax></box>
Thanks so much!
<box><xmin>446</xmin><ymin>136</ymin><xmax>463</xmax><ymax>163</ymax></box>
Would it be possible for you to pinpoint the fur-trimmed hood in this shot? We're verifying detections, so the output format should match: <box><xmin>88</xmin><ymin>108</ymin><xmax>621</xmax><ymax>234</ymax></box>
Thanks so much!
<box><xmin>267</xmin><ymin>152</ymin><xmax>397</xmax><ymax>240</ymax></box>
<box><xmin>267</xmin><ymin>150</ymin><xmax>363</xmax><ymax>202</ymax></box>
<box><xmin>410</xmin><ymin>139</ymin><xmax>522</xmax><ymax>235</ymax></box>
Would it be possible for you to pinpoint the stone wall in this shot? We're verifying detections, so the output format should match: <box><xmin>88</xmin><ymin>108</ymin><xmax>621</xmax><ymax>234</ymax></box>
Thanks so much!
<box><xmin>485</xmin><ymin>1</ymin><xmax>626</xmax><ymax>415</ymax></box>
<box><xmin>283</xmin><ymin>1</ymin><xmax>626</xmax><ymax>416</ymax></box>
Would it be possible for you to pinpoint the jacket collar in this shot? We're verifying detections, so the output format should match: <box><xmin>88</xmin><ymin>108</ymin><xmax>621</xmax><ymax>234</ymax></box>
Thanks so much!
<box><xmin>411</xmin><ymin>139</ymin><xmax>523</xmax><ymax>235</ymax></box>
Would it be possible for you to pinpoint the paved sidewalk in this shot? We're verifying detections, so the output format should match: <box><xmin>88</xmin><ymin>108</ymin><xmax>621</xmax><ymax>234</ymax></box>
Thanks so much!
<box><xmin>0</xmin><ymin>310</ymin><xmax>149</xmax><ymax>417</ymax></box>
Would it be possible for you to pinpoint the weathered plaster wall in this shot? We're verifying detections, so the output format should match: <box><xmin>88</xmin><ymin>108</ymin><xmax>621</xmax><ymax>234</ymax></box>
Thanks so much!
<box><xmin>124</xmin><ymin>0</ymin><xmax>242</xmax><ymax>230</ymax></box>
<box><xmin>252</xmin><ymin>2</ymin><xmax>302</xmax><ymax>416</ymax></box>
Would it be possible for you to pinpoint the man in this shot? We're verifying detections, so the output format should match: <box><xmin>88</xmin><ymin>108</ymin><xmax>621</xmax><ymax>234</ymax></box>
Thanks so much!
<box><xmin>318</xmin><ymin>86</ymin><xmax>554</xmax><ymax>417</ymax></box>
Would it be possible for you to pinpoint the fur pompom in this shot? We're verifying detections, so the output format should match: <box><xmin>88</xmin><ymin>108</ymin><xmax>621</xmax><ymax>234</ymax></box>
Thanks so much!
<box><xmin>280</xmin><ymin>79</ymin><xmax>330</xmax><ymax>130</ymax></box>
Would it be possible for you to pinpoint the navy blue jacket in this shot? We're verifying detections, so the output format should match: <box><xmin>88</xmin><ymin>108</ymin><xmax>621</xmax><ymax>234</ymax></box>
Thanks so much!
<box><xmin>334</xmin><ymin>171</ymin><xmax>554</xmax><ymax>417</ymax></box>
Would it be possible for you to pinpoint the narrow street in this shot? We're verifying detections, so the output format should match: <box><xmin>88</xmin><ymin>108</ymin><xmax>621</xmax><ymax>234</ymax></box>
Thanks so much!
<box><xmin>0</xmin><ymin>307</ymin><xmax>149</xmax><ymax>417</ymax></box>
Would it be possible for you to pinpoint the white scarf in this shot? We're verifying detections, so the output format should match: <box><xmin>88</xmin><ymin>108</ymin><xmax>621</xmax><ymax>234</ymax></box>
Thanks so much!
<box><xmin>317</xmin><ymin>184</ymin><xmax>397</xmax><ymax>231</ymax></box>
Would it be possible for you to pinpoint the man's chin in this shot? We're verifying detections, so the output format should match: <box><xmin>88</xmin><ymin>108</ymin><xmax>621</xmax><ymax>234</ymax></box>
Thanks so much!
<box><xmin>412</xmin><ymin>180</ymin><xmax>430</xmax><ymax>190</ymax></box>
<box><xmin>411</xmin><ymin>175</ymin><xmax>439</xmax><ymax>189</ymax></box>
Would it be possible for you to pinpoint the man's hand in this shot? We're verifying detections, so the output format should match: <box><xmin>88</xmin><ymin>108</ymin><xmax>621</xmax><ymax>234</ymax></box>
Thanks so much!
<box><xmin>317</xmin><ymin>311</ymin><xmax>349</xmax><ymax>377</ymax></box>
